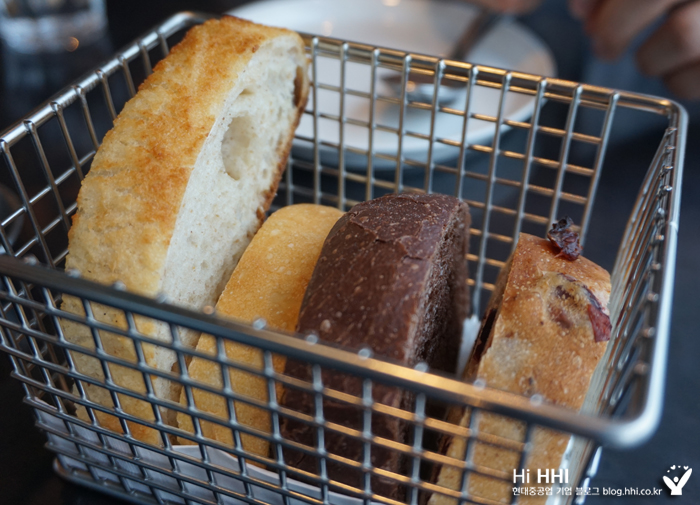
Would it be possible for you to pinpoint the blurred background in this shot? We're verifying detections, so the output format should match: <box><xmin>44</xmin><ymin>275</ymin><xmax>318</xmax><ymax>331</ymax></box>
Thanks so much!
<box><xmin>0</xmin><ymin>0</ymin><xmax>697</xmax><ymax>504</ymax></box>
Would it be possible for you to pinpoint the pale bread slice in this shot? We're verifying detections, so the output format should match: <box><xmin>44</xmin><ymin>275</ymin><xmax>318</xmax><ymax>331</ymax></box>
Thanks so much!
<box><xmin>62</xmin><ymin>16</ymin><xmax>309</xmax><ymax>445</ymax></box>
<box><xmin>176</xmin><ymin>204</ymin><xmax>344</xmax><ymax>457</ymax></box>
<box><xmin>430</xmin><ymin>234</ymin><xmax>611</xmax><ymax>505</ymax></box>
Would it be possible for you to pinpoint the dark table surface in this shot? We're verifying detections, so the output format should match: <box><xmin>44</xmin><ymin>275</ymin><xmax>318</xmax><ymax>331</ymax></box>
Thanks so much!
<box><xmin>0</xmin><ymin>1</ymin><xmax>698</xmax><ymax>504</ymax></box>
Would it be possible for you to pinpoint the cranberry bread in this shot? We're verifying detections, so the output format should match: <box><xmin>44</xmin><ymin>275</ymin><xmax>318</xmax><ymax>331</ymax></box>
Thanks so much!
<box><xmin>62</xmin><ymin>16</ymin><xmax>309</xmax><ymax>445</ymax></box>
<box><xmin>176</xmin><ymin>204</ymin><xmax>343</xmax><ymax>457</ymax></box>
<box><xmin>280</xmin><ymin>193</ymin><xmax>471</xmax><ymax>501</ymax></box>
<box><xmin>430</xmin><ymin>233</ymin><xmax>611</xmax><ymax>505</ymax></box>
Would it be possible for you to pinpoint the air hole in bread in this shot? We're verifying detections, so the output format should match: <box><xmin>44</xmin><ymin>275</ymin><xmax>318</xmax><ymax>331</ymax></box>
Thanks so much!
<box><xmin>221</xmin><ymin>113</ymin><xmax>256</xmax><ymax>181</ymax></box>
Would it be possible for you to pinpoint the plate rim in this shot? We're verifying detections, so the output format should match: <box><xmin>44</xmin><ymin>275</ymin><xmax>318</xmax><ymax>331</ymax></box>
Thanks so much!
<box><xmin>227</xmin><ymin>0</ymin><xmax>558</xmax><ymax>167</ymax></box>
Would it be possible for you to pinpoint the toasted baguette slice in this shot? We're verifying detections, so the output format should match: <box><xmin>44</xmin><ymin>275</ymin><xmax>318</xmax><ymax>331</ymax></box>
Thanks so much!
<box><xmin>62</xmin><ymin>16</ymin><xmax>309</xmax><ymax>445</ymax></box>
<box><xmin>430</xmin><ymin>233</ymin><xmax>611</xmax><ymax>505</ymax></box>
<box><xmin>177</xmin><ymin>204</ymin><xmax>344</xmax><ymax>457</ymax></box>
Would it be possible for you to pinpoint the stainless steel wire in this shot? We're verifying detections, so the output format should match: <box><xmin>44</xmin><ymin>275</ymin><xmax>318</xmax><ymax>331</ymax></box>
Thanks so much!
<box><xmin>0</xmin><ymin>11</ymin><xmax>687</xmax><ymax>505</ymax></box>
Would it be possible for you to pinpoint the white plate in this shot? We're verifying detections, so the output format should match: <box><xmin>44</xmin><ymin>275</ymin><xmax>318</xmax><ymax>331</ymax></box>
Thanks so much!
<box><xmin>228</xmin><ymin>0</ymin><xmax>556</xmax><ymax>168</ymax></box>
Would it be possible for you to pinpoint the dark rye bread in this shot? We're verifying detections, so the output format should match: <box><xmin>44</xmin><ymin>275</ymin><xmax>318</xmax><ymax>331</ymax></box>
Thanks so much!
<box><xmin>280</xmin><ymin>193</ymin><xmax>470</xmax><ymax>501</ymax></box>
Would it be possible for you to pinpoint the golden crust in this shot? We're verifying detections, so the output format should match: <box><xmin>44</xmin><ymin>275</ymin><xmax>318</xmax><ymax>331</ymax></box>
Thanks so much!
<box><xmin>432</xmin><ymin>234</ymin><xmax>611</xmax><ymax>505</ymax></box>
<box><xmin>66</xmin><ymin>16</ymin><xmax>306</xmax><ymax>295</ymax></box>
<box><xmin>66</xmin><ymin>298</ymin><xmax>168</xmax><ymax>446</ymax></box>
<box><xmin>63</xmin><ymin>17</ymin><xmax>310</xmax><ymax>446</ymax></box>
<box><xmin>177</xmin><ymin>204</ymin><xmax>344</xmax><ymax>456</ymax></box>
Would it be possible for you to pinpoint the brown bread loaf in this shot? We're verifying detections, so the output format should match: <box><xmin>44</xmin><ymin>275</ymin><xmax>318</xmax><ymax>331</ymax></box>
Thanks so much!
<box><xmin>280</xmin><ymin>193</ymin><xmax>471</xmax><ymax>501</ymax></box>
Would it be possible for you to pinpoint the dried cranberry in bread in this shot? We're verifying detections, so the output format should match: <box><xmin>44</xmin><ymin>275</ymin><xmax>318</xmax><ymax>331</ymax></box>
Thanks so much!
<box><xmin>430</xmin><ymin>233</ymin><xmax>611</xmax><ymax>505</ymax></box>
<box><xmin>280</xmin><ymin>193</ymin><xmax>470</xmax><ymax>501</ymax></box>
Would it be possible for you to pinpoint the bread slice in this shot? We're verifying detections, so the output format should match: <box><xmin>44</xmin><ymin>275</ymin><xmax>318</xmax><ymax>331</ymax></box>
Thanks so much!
<box><xmin>430</xmin><ymin>234</ymin><xmax>611</xmax><ymax>505</ymax></box>
<box><xmin>176</xmin><ymin>204</ymin><xmax>343</xmax><ymax>457</ymax></box>
<box><xmin>280</xmin><ymin>193</ymin><xmax>471</xmax><ymax>501</ymax></box>
<box><xmin>61</xmin><ymin>16</ymin><xmax>309</xmax><ymax>445</ymax></box>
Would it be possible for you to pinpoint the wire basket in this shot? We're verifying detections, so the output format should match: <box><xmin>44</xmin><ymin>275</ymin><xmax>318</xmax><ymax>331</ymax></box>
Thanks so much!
<box><xmin>0</xmin><ymin>11</ymin><xmax>686</xmax><ymax>505</ymax></box>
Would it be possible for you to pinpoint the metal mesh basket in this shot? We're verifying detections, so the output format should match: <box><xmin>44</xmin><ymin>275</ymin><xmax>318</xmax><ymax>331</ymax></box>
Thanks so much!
<box><xmin>0</xmin><ymin>11</ymin><xmax>686</xmax><ymax>505</ymax></box>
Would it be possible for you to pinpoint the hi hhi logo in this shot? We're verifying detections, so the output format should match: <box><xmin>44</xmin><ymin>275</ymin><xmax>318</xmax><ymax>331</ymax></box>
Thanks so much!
<box><xmin>663</xmin><ymin>465</ymin><xmax>692</xmax><ymax>496</ymax></box>
<box><xmin>513</xmin><ymin>469</ymin><xmax>569</xmax><ymax>484</ymax></box>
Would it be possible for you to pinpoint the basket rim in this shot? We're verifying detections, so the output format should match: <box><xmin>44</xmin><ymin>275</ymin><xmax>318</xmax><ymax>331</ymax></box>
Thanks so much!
<box><xmin>0</xmin><ymin>10</ymin><xmax>688</xmax><ymax>450</ymax></box>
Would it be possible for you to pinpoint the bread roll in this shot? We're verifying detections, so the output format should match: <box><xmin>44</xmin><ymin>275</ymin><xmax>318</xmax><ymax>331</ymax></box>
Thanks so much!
<box><xmin>430</xmin><ymin>233</ymin><xmax>611</xmax><ymax>505</ymax></box>
<box><xmin>62</xmin><ymin>17</ymin><xmax>309</xmax><ymax>445</ymax></box>
<box><xmin>176</xmin><ymin>204</ymin><xmax>343</xmax><ymax>457</ymax></box>
<box><xmin>280</xmin><ymin>193</ymin><xmax>471</xmax><ymax>501</ymax></box>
